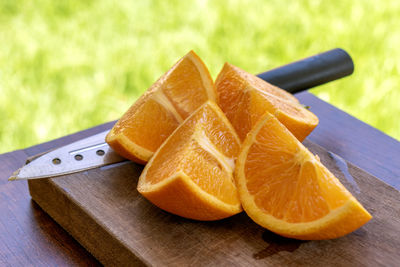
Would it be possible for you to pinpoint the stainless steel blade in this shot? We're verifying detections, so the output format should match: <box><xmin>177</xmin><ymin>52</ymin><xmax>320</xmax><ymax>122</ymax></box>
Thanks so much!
<box><xmin>9</xmin><ymin>130</ymin><xmax>126</xmax><ymax>180</ymax></box>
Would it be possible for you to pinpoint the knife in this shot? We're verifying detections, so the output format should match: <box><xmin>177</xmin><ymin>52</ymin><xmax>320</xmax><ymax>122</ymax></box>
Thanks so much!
<box><xmin>9</xmin><ymin>48</ymin><xmax>354</xmax><ymax>181</ymax></box>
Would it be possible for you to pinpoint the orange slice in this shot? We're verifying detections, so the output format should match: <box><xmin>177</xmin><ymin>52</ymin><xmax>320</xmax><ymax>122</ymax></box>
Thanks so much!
<box><xmin>137</xmin><ymin>101</ymin><xmax>242</xmax><ymax>220</ymax></box>
<box><xmin>106</xmin><ymin>51</ymin><xmax>215</xmax><ymax>164</ymax></box>
<box><xmin>215</xmin><ymin>63</ymin><xmax>319</xmax><ymax>141</ymax></box>
<box><xmin>235</xmin><ymin>112</ymin><xmax>372</xmax><ymax>240</ymax></box>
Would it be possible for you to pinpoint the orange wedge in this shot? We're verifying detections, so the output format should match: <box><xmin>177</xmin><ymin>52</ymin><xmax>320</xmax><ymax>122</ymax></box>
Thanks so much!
<box><xmin>106</xmin><ymin>51</ymin><xmax>215</xmax><ymax>164</ymax></box>
<box><xmin>235</xmin><ymin>112</ymin><xmax>372</xmax><ymax>240</ymax></box>
<box><xmin>137</xmin><ymin>101</ymin><xmax>242</xmax><ymax>220</ymax></box>
<box><xmin>215</xmin><ymin>63</ymin><xmax>319</xmax><ymax>141</ymax></box>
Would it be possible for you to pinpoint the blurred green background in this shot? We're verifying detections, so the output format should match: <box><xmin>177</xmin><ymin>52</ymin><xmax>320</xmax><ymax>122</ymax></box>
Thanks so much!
<box><xmin>1</xmin><ymin>0</ymin><xmax>399</xmax><ymax>153</ymax></box>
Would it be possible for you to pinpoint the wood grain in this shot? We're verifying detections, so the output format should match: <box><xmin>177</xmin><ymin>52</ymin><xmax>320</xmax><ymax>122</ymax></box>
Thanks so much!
<box><xmin>1</xmin><ymin>92</ymin><xmax>399</xmax><ymax>265</ymax></box>
<box><xmin>0</xmin><ymin>151</ymin><xmax>100</xmax><ymax>266</ymax></box>
<box><xmin>28</xmin><ymin>140</ymin><xmax>400</xmax><ymax>266</ymax></box>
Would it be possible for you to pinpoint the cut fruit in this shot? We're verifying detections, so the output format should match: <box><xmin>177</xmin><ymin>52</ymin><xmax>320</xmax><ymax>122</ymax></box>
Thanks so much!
<box><xmin>235</xmin><ymin>112</ymin><xmax>372</xmax><ymax>240</ymax></box>
<box><xmin>138</xmin><ymin>101</ymin><xmax>242</xmax><ymax>220</ymax></box>
<box><xmin>215</xmin><ymin>63</ymin><xmax>319</xmax><ymax>141</ymax></box>
<box><xmin>106</xmin><ymin>51</ymin><xmax>215</xmax><ymax>164</ymax></box>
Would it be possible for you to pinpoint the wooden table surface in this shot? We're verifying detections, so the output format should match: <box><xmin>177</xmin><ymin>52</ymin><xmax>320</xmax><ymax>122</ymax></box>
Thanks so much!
<box><xmin>1</xmin><ymin>92</ymin><xmax>399</xmax><ymax>266</ymax></box>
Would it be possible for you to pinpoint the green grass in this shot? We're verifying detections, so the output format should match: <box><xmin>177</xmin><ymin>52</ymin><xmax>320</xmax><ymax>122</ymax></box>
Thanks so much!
<box><xmin>1</xmin><ymin>0</ymin><xmax>399</xmax><ymax>153</ymax></box>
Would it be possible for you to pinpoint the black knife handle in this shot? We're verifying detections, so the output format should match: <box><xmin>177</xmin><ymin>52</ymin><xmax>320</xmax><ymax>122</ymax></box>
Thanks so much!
<box><xmin>256</xmin><ymin>48</ymin><xmax>354</xmax><ymax>93</ymax></box>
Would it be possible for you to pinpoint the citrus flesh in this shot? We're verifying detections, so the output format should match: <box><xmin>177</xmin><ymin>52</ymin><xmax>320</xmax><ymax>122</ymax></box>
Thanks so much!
<box><xmin>137</xmin><ymin>101</ymin><xmax>242</xmax><ymax>220</ymax></box>
<box><xmin>215</xmin><ymin>63</ymin><xmax>318</xmax><ymax>141</ymax></box>
<box><xmin>106</xmin><ymin>51</ymin><xmax>215</xmax><ymax>164</ymax></box>
<box><xmin>235</xmin><ymin>112</ymin><xmax>372</xmax><ymax>240</ymax></box>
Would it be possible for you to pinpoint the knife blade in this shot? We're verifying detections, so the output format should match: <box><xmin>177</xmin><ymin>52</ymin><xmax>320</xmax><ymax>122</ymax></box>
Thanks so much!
<box><xmin>9</xmin><ymin>130</ymin><xmax>125</xmax><ymax>180</ymax></box>
<box><xmin>9</xmin><ymin>48</ymin><xmax>354</xmax><ymax>181</ymax></box>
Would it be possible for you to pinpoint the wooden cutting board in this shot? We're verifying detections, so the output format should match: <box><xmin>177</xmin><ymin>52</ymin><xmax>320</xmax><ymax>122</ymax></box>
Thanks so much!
<box><xmin>27</xmin><ymin>139</ymin><xmax>400</xmax><ymax>266</ymax></box>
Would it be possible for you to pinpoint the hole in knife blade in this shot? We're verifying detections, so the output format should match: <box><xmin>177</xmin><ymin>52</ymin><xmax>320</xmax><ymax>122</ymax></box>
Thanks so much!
<box><xmin>52</xmin><ymin>158</ymin><xmax>61</xmax><ymax>165</ymax></box>
<box><xmin>96</xmin><ymin>149</ymin><xmax>105</xmax><ymax>156</ymax></box>
<box><xmin>74</xmin><ymin>154</ymin><xmax>83</xmax><ymax>161</ymax></box>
